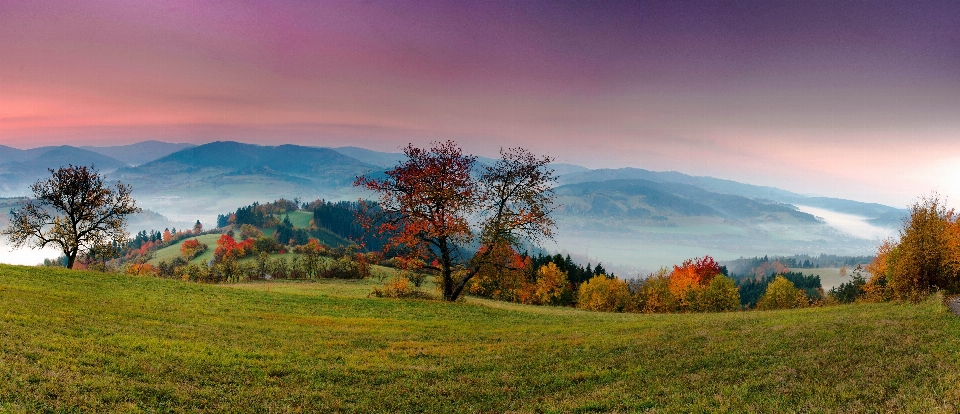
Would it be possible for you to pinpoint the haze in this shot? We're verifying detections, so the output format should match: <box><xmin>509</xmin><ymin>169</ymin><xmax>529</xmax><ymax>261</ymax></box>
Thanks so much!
<box><xmin>2</xmin><ymin>1</ymin><xmax>959</xmax><ymax>208</ymax></box>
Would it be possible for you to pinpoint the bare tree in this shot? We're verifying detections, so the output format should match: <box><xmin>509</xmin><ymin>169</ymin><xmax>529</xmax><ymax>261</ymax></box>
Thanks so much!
<box><xmin>2</xmin><ymin>165</ymin><xmax>141</xmax><ymax>269</ymax></box>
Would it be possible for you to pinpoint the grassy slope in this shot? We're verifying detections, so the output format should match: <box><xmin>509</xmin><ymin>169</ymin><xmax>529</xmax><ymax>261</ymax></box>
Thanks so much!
<box><xmin>278</xmin><ymin>210</ymin><xmax>313</xmax><ymax>229</ymax></box>
<box><xmin>148</xmin><ymin>234</ymin><xmax>227</xmax><ymax>266</ymax></box>
<box><xmin>1</xmin><ymin>265</ymin><xmax>959</xmax><ymax>412</ymax></box>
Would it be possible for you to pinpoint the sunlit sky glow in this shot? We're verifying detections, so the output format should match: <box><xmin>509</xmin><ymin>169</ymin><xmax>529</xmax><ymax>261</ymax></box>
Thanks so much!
<box><xmin>2</xmin><ymin>1</ymin><xmax>959</xmax><ymax>207</ymax></box>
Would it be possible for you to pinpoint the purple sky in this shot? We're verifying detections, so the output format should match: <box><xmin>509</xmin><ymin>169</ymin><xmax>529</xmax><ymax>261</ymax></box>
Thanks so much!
<box><xmin>2</xmin><ymin>1</ymin><xmax>960</xmax><ymax>206</ymax></box>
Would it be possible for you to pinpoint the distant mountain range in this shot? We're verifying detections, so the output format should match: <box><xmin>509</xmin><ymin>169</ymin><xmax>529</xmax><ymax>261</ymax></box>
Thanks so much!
<box><xmin>81</xmin><ymin>141</ymin><xmax>194</xmax><ymax>166</ymax></box>
<box><xmin>1</xmin><ymin>140</ymin><xmax>903</xmax><ymax>269</ymax></box>
<box><xmin>0</xmin><ymin>139</ymin><xmax>905</xmax><ymax>231</ymax></box>
<box><xmin>559</xmin><ymin>167</ymin><xmax>905</xmax><ymax>226</ymax></box>
<box><xmin>555</xmin><ymin>179</ymin><xmax>820</xmax><ymax>224</ymax></box>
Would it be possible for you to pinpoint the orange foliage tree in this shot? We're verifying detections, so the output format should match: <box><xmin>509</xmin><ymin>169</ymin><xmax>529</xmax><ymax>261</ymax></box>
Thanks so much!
<box><xmin>180</xmin><ymin>239</ymin><xmax>206</xmax><ymax>259</ymax></box>
<box><xmin>469</xmin><ymin>243</ymin><xmax>531</xmax><ymax>302</ymax></box>
<box><xmin>668</xmin><ymin>256</ymin><xmax>724</xmax><ymax>310</ymax></box>
<box><xmin>356</xmin><ymin>141</ymin><xmax>556</xmax><ymax>301</ymax></box>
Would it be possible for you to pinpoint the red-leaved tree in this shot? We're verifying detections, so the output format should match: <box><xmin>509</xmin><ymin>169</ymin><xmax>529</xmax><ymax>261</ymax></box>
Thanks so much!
<box><xmin>355</xmin><ymin>141</ymin><xmax>556</xmax><ymax>301</ymax></box>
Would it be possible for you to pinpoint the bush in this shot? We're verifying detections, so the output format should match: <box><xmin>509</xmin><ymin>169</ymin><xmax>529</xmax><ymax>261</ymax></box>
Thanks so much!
<box><xmin>180</xmin><ymin>239</ymin><xmax>208</xmax><ymax>260</ymax></box>
<box><xmin>322</xmin><ymin>256</ymin><xmax>370</xmax><ymax>279</ymax></box>
<box><xmin>577</xmin><ymin>275</ymin><xmax>631</xmax><ymax>312</ymax></box>
<box><xmin>370</xmin><ymin>276</ymin><xmax>431</xmax><ymax>299</ymax></box>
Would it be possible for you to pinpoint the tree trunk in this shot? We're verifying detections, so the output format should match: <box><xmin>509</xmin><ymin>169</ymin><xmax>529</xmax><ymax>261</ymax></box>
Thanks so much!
<box><xmin>67</xmin><ymin>249</ymin><xmax>78</xmax><ymax>269</ymax></box>
<box><xmin>439</xmin><ymin>237</ymin><xmax>455</xmax><ymax>301</ymax></box>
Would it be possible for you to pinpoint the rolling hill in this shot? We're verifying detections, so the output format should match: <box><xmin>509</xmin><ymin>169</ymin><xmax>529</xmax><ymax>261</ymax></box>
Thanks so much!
<box><xmin>81</xmin><ymin>140</ymin><xmax>195</xmax><ymax>166</ymax></box>
<box><xmin>560</xmin><ymin>167</ymin><xmax>906</xmax><ymax>225</ymax></box>
<box><xmin>107</xmin><ymin>142</ymin><xmax>381</xmax><ymax>222</ymax></box>
<box><xmin>556</xmin><ymin>179</ymin><xmax>819</xmax><ymax>223</ymax></box>
<box><xmin>0</xmin><ymin>146</ymin><xmax>128</xmax><ymax>195</ymax></box>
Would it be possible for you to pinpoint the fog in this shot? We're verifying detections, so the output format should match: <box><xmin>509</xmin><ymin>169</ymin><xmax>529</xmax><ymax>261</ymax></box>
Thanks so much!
<box><xmin>795</xmin><ymin>205</ymin><xmax>897</xmax><ymax>241</ymax></box>
<box><xmin>0</xmin><ymin>241</ymin><xmax>60</xmax><ymax>266</ymax></box>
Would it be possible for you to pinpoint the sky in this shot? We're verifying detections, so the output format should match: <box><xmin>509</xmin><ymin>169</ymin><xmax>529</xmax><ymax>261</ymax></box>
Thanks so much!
<box><xmin>2</xmin><ymin>0</ymin><xmax>959</xmax><ymax>207</ymax></box>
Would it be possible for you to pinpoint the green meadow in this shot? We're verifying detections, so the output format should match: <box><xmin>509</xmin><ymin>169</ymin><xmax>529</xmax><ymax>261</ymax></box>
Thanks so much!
<box><xmin>1</xmin><ymin>264</ymin><xmax>959</xmax><ymax>412</ymax></box>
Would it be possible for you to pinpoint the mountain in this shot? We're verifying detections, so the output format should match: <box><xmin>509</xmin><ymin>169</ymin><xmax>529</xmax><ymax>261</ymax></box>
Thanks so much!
<box><xmin>0</xmin><ymin>146</ymin><xmax>128</xmax><ymax>195</ymax></box>
<box><xmin>81</xmin><ymin>141</ymin><xmax>195</xmax><ymax>166</ymax></box>
<box><xmin>331</xmin><ymin>146</ymin><xmax>591</xmax><ymax>176</ymax></box>
<box><xmin>560</xmin><ymin>168</ymin><xmax>804</xmax><ymax>200</ymax></box>
<box><xmin>110</xmin><ymin>142</ymin><xmax>382</xmax><ymax>220</ymax></box>
<box><xmin>136</xmin><ymin>141</ymin><xmax>374</xmax><ymax>177</ymax></box>
<box><xmin>555</xmin><ymin>179</ymin><xmax>819</xmax><ymax>223</ymax></box>
<box><xmin>560</xmin><ymin>167</ymin><xmax>905</xmax><ymax>225</ymax></box>
<box><xmin>0</xmin><ymin>145</ymin><xmax>27</xmax><ymax>162</ymax></box>
<box><xmin>331</xmin><ymin>147</ymin><xmax>404</xmax><ymax>169</ymax></box>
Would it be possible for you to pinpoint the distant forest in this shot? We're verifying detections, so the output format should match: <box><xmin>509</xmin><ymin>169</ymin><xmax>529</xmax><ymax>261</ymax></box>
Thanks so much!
<box><xmin>723</xmin><ymin>254</ymin><xmax>874</xmax><ymax>276</ymax></box>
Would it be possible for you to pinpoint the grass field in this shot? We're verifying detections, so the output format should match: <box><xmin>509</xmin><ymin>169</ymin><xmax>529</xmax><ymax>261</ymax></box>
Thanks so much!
<box><xmin>800</xmin><ymin>267</ymin><xmax>872</xmax><ymax>292</ymax></box>
<box><xmin>276</xmin><ymin>210</ymin><xmax>313</xmax><ymax>228</ymax></box>
<box><xmin>1</xmin><ymin>264</ymin><xmax>959</xmax><ymax>412</ymax></box>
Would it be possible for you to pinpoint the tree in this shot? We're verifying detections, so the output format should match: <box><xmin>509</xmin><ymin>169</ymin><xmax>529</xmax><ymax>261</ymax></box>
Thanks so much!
<box><xmin>886</xmin><ymin>195</ymin><xmax>958</xmax><ymax>300</ymax></box>
<box><xmin>356</xmin><ymin>141</ymin><xmax>555</xmax><ymax>301</ymax></box>
<box><xmin>577</xmin><ymin>275</ymin><xmax>631</xmax><ymax>312</ymax></box>
<box><xmin>756</xmin><ymin>276</ymin><xmax>806</xmax><ymax>310</ymax></box>
<box><xmin>695</xmin><ymin>275</ymin><xmax>741</xmax><ymax>312</ymax></box>
<box><xmin>2</xmin><ymin>165</ymin><xmax>140</xmax><ymax>269</ymax></box>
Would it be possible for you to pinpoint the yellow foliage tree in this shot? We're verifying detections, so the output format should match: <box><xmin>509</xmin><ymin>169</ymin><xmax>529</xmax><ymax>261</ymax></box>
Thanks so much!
<box><xmin>883</xmin><ymin>196</ymin><xmax>960</xmax><ymax>301</ymax></box>
<box><xmin>577</xmin><ymin>275</ymin><xmax>631</xmax><ymax>312</ymax></box>
<box><xmin>533</xmin><ymin>262</ymin><xmax>570</xmax><ymax>305</ymax></box>
<box><xmin>694</xmin><ymin>275</ymin><xmax>741</xmax><ymax>312</ymax></box>
<box><xmin>638</xmin><ymin>268</ymin><xmax>680</xmax><ymax>313</ymax></box>
<box><xmin>757</xmin><ymin>276</ymin><xmax>806</xmax><ymax>310</ymax></box>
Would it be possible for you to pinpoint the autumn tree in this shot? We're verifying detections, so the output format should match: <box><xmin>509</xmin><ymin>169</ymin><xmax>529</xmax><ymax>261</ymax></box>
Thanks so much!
<box><xmin>756</xmin><ymin>276</ymin><xmax>807</xmax><ymax>310</ymax></box>
<box><xmin>356</xmin><ymin>141</ymin><xmax>555</xmax><ymax>301</ymax></box>
<box><xmin>577</xmin><ymin>274</ymin><xmax>631</xmax><ymax>312</ymax></box>
<box><xmin>695</xmin><ymin>275</ymin><xmax>741</xmax><ymax>312</ymax></box>
<box><xmin>2</xmin><ymin>165</ymin><xmax>140</xmax><ymax>269</ymax></box>
<box><xmin>886</xmin><ymin>195</ymin><xmax>958</xmax><ymax>300</ymax></box>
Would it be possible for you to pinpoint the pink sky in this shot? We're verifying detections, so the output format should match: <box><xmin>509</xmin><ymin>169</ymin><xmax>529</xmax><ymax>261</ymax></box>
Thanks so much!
<box><xmin>2</xmin><ymin>1</ymin><xmax>960</xmax><ymax>207</ymax></box>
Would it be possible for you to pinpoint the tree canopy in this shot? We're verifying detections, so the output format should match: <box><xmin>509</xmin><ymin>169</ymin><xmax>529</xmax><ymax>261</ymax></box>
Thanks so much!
<box><xmin>355</xmin><ymin>141</ymin><xmax>556</xmax><ymax>301</ymax></box>
<box><xmin>2</xmin><ymin>165</ymin><xmax>140</xmax><ymax>269</ymax></box>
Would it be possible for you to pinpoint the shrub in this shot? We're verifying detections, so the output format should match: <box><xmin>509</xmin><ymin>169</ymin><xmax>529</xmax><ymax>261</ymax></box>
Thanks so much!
<box><xmin>125</xmin><ymin>263</ymin><xmax>157</xmax><ymax>276</ymax></box>
<box><xmin>239</xmin><ymin>224</ymin><xmax>263</xmax><ymax>240</ymax></box>
<box><xmin>177</xmin><ymin>263</ymin><xmax>211</xmax><ymax>283</ymax></box>
<box><xmin>370</xmin><ymin>276</ymin><xmax>430</xmax><ymax>299</ymax></box>
<box><xmin>180</xmin><ymin>239</ymin><xmax>208</xmax><ymax>260</ymax></box>
<box><xmin>322</xmin><ymin>256</ymin><xmax>370</xmax><ymax>279</ymax></box>
<box><xmin>577</xmin><ymin>275</ymin><xmax>631</xmax><ymax>312</ymax></box>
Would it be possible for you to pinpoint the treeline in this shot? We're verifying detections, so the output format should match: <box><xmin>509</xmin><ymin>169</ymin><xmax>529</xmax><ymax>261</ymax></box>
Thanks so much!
<box><xmin>724</xmin><ymin>254</ymin><xmax>874</xmax><ymax>275</ymax></box>
<box><xmin>735</xmin><ymin>271</ymin><xmax>823</xmax><ymax>308</ymax></box>
<box><xmin>214</xmin><ymin>199</ymin><xmax>383</xmax><ymax>251</ymax></box>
